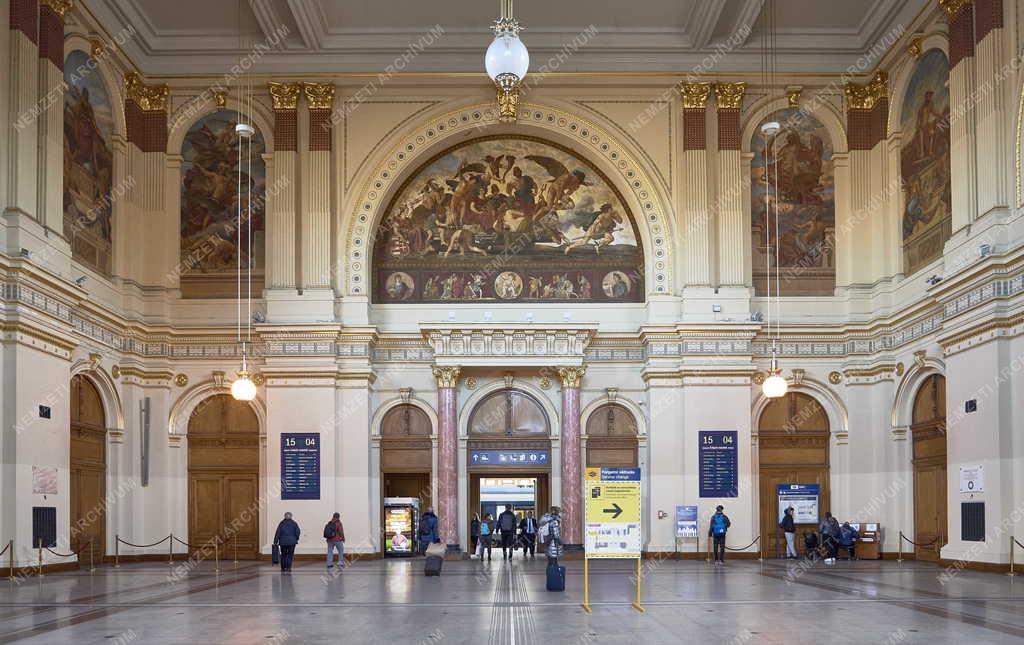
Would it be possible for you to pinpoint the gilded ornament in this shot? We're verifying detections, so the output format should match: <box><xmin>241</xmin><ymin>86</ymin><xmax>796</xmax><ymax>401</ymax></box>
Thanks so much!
<box><xmin>465</xmin><ymin>376</ymin><xmax>477</xmax><ymax>390</ymax></box>
<box><xmin>908</xmin><ymin>37</ymin><xmax>922</xmax><ymax>59</ymax></box>
<box><xmin>895</xmin><ymin>362</ymin><xmax>905</xmax><ymax>376</ymax></box>
<box><xmin>268</xmin><ymin>81</ymin><xmax>301</xmax><ymax>110</ymax></box>
<box><xmin>432</xmin><ymin>366</ymin><xmax>461</xmax><ymax>389</ymax></box>
<box><xmin>557</xmin><ymin>366</ymin><xmax>586</xmax><ymax>389</ymax></box>
<box><xmin>212</xmin><ymin>370</ymin><xmax>226</xmax><ymax>389</ymax></box>
<box><xmin>41</xmin><ymin>0</ymin><xmax>73</xmax><ymax>18</ymax></box>
<box><xmin>88</xmin><ymin>352</ymin><xmax>102</xmax><ymax>371</ymax></box>
<box><xmin>785</xmin><ymin>86</ymin><xmax>802</xmax><ymax>107</ymax></box>
<box><xmin>539</xmin><ymin>376</ymin><xmax>551</xmax><ymax>390</ymax></box>
<box><xmin>111</xmin><ymin>365</ymin><xmax>120</xmax><ymax>379</ymax></box>
<box><xmin>496</xmin><ymin>83</ymin><xmax>520</xmax><ymax>123</ymax></box>
<box><xmin>679</xmin><ymin>82</ymin><xmax>712</xmax><ymax>109</ymax></box>
<box><xmin>174</xmin><ymin>373</ymin><xmax>188</xmax><ymax>387</ymax></box>
<box><xmin>90</xmin><ymin>39</ymin><xmax>104</xmax><ymax>57</ymax></box>
<box><xmin>714</xmin><ymin>82</ymin><xmax>745</xmax><ymax>109</ymax></box>
<box><xmin>124</xmin><ymin>72</ymin><xmax>169</xmax><ymax>112</ymax></box>
<box><xmin>939</xmin><ymin>0</ymin><xmax>972</xmax><ymax>18</ymax></box>
<box><xmin>752</xmin><ymin>371</ymin><xmax>767</xmax><ymax>385</ymax></box>
<box><xmin>252</xmin><ymin>373</ymin><xmax>265</xmax><ymax>386</ymax></box>
<box><xmin>844</xmin><ymin>71</ymin><xmax>888</xmax><ymax>110</ymax></box>
<box><xmin>213</xmin><ymin>90</ymin><xmax>227</xmax><ymax>109</ymax></box>
<box><xmin>828</xmin><ymin>371</ymin><xmax>842</xmax><ymax>384</ymax></box>
<box><xmin>303</xmin><ymin>82</ymin><xmax>335</xmax><ymax>109</ymax></box>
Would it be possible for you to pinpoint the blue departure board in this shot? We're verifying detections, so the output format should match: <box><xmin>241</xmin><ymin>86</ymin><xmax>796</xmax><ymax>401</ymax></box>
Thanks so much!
<box><xmin>281</xmin><ymin>433</ymin><xmax>320</xmax><ymax>500</ymax></box>
<box><xmin>698</xmin><ymin>430</ymin><xmax>738</xmax><ymax>498</ymax></box>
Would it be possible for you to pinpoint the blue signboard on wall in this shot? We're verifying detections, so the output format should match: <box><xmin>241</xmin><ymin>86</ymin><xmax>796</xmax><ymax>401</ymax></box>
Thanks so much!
<box><xmin>676</xmin><ymin>505</ymin><xmax>698</xmax><ymax>538</ymax></box>
<box><xmin>281</xmin><ymin>433</ymin><xmax>320</xmax><ymax>500</ymax></box>
<box><xmin>699</xmin><ymin>430</ymin><xmax>738</xmax><ymax>498</ymax></box>
<box><xmin>470</xmin><ymin>450</ymin><xmax>548</xmax><ymax>466</ymax></box>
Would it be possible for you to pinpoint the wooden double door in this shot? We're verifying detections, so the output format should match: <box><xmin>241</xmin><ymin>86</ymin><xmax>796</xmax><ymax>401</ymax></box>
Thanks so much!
<box><xmin>187</xmin><ymin>395</ymin><xmax>260</xmax><ymax>559</ymax></box>
<box><xmin>912</xmin><ymin>374</ymin><xmax>947</xmax><ymax>561</ymax></box>
<box><xmin>70</xmin><ymin>375</ymin><xmax>106</xmax><ymax>566</ymax></box>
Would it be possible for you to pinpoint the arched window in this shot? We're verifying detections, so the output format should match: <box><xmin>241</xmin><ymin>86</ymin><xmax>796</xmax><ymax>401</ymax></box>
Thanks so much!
<box><xmin>468</xmin><ymin>389</ymin><xmax>548</xmax><ymax>436</ymax></box>
<box><xmin>585</xmin><ymin>403</ymin><xmax>638</xmax><ymax>468</ymax></box>
<box><xmin>381</xmin><ymin>404</ymin><xmax>432</xmax><ymax>437</ymax></box>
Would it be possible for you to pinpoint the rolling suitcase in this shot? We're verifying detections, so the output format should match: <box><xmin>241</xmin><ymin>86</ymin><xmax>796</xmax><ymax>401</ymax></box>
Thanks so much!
<box><xmin>424</xmin><ymin>542</ymin><xmax>445</xmax><ymax>577</ymax></box>
<box><xmin>545</xmin><ymin>561</ymin><xmax>565</xmax><ymax>591</ymax></box>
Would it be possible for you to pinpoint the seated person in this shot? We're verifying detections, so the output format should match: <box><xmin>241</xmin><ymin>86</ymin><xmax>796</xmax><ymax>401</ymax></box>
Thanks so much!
<box><xmin>803</xmin><ymin>531</ymin><xmax>820</xmax><ymax>560</ymax></box>
<box><xmin>838</xmin><ymin>522</ymin><xmax>859</xmax><ymax>560</ymax></box>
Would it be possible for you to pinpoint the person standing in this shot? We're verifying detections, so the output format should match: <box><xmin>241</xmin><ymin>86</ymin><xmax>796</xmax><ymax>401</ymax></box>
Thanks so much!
<box><xmin>519</xmin><ymin>511</ymin><xmax>538</xmax><ymax>558</ymax></box>
<box><xmin>479</xmin><ymin>513</ymin><xmax>494</xmax><ymax>561</ymax></box>
<box><xmin>470</xmin><ymin>513</ymin><xmax>481</xmax><ymax>557</ymax></box>
<box><xmin>324</xmin><ymin>512</ymin><xmax>345</xmax><ymax>569</ymax></box>
<box><xmin>420</xmin><ymin>507</ymin><xmax>439</xmax><ymax>554</ymax></box>
<box><xmin>780</xmin><ymin>507</ymin><xmax>797</xmax><ymax>559</ymax></box>
<box><xmin>819</xmin><ymin>512</ymin><xmax>840</xmax><ymax>564</ymax></box>
<box><xmin>538</xmin><ymin>506</ymin><xmax>563</xmax><ymax>564</ymax></box>
<box><xmin>708</xmin><ymin>505</ymin><xmax>731</xmax><ymax>565</ymax></box>
<box><xmin>497</xmin><ymin>507</ymin><xmax>518</xmax><ymax>560</ymax></box>
<box><xmin>273</xmin><ymin>512</ymin><xmax>300</xmax><ymax>572</ymax></box>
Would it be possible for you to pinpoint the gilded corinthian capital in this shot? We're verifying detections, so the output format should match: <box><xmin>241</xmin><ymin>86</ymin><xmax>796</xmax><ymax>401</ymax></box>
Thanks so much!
<box><xmin>557</xmin><ymin>366</ymin><xmax>586</xmax><ymax>389</ymax></box>
<box><xmin>41</xmin><ymin>0</ymin><xmax>73</xmax><ymax>18</ymax></box>
<box><xmin>124</xmin><ymin>72</ymin><xmax>169</xmax><ymax>111</ymax></box>
<box><xmin>303</xmin><ymin>82</ymin><xmax>335</xmax><ymax>109</ymax></box>
<box><xmin>714</xmin><ymin>82</ymin><xmax>746</xmax><ymax>109</ymax></box>
<box><xmin>939</xmin><ymin>0</ymin><xmax>972</xmax><ymax>18</ymax></box>
<box><xmin>432</xmin><ymin>366</ymin><xmax>461</xmax><ymax>389</ymax></box>
<box><xmin>679</xmin><ymin>82</ymin><xmax>712</xmax><ymax>109</ymax></box>
<box><xmin>268</xmin><ymin>82</ymin><xmax>301</xmax><ymax>110</ymax></box>
<box><xmin>844</xmin><ymin>71</ymin><xmax>888</xmax><ymax>110</ymax></box>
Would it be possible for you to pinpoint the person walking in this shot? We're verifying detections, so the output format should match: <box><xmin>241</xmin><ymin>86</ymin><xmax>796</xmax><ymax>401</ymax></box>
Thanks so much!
<box><xmin>419</xmin><ymin>507</ymin><xmax>439</xmax><ymax>554</ymax></box>
<box><xmin>819</xmin><ymin>512</ymin><xmax>840</xmax><ymax>564</ymax></box>
<box><xmin>497</xmin><ymin>507</ymin><xmax>518</xmax><ymax>560</ymax></box>
<box><xmin>519</xmin><ymin>511</ymin><xmax>538</xmax><ymax>558</ymax></box>
<box><xmin>780</xmin><ymin>507</ymin><xmax>798</xmax><ymax>559</ymax></box>
<box><xmin>708</xmin><ymin>505</ymin><xmax>731</xmax><ymax>565</ymax></box>
<box><xmin>324</xmin><ymin>512</ymin><xmax>345</xmax><ymax>569</ymax></box>
<box><xmin>470</xmin><ymin>513</ymin><xmax>481</xmax><ymax>557</ymax></box>
<box><xmin>273</xmin><ymin>512</ymin><xmax>300</xmax><ymax>572</ymax></box>
<box><xmin>478</xmin><ymin>513</ymin><xmax>494</xmax><ymax>561</ymax></box>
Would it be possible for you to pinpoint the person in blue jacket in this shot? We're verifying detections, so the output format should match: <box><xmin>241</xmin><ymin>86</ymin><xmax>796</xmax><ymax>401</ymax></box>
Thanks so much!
<box><xmin>708</xmin><ymin>505</ymin><xmax>731</xmax><ymax>565</ymax></box>
<box><xmin>419</xmin><ymin>507</ymin><xmax>439</xmax><ymax>553</ymax></box>
<box><xmin>838</xmin><ymin>521</ymin><xmax>860</xmax><ymax>560</ymax></box>
<box><xmin>273</xmin><ymin>512</ymin><xmax>300</xmax><ymax>572</ymax></box>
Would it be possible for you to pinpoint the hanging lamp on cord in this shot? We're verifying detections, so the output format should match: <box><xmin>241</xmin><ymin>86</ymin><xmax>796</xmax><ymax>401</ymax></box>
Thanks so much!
<box><xmin>231</xmin><ymin>2</ymin><xmax>256</xmax><ymax>402</ymax></box>
<box><xmin>760</xmin><ymin>0</ymin><xmax>787</xmax><ymax>400</ymax></box>
<box><xmin>485</xmin><ymin>0</ymin><xmax>529</xmax><ymax>95</ymax></box>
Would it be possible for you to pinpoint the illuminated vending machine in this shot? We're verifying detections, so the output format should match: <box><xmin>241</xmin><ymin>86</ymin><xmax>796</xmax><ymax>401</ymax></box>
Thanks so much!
<box><xmin>383</xmin><ymin>497</ymin><xmax>420</xmax><ymax>557</ymax></box>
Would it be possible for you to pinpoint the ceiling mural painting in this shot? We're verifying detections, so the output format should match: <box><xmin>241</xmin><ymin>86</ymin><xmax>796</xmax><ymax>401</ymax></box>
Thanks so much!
<box><xmin>373</xmin><ymin>136</ymin><xmax>644</xmax><ymax>303</ymax></box>
<box><xmin>63</xmin><ymin>49</ymin><xmax>115</xmax><ymax>276</ymax></box>
<box><xmin>900</xmin><ymin>48</ymin><xmax>951</xmax><ymax>276</ymax></box>
<box><xmin>179</xmin><ymin>110</ymin><xmax>266</xmax><ymax>298</ymax></box>
<box><xmin>751</xmin><ymin>107</ymin><xmax>836</xmax><ymax>297</ymax></box>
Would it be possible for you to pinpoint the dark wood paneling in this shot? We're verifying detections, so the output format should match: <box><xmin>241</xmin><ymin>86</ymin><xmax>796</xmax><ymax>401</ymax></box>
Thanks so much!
<box><xmin>69</xmin><ymin>375</ymin><xmax>105</xmax><ymax>565</ymax></box>
<box><xmin>912</xmin><ymin>375</ymin><xmax>947</xmax><ymax>561</ymax></box>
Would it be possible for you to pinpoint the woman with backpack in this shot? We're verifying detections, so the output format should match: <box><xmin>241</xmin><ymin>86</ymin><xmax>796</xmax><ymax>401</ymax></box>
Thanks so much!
<box><xmin>478</xmin><ymin>513</ymin><xmax>494</xmax><ymax>561</ymax></box>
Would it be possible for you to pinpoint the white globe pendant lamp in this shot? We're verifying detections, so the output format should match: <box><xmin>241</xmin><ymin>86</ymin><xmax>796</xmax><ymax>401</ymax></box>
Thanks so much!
<box><xmin>485</xmin><ymin>0</ymin><xmax>529</xmax><ymax>93</ymax></box>
<box><xmin>231</xmin><ymin>356</ymin><xmax>257</xmax><ymax>402</ymax></box>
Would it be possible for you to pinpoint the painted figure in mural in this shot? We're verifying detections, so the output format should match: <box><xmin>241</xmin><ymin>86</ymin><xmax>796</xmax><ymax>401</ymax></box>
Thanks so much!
<box><xmin>180</xmin><ymin>112</ymin><xmax>266</xmax><ymax>275</ymax></box>
<box><xmin>899</xmin><ymin>49</ymin><xmax>952</xmax><ymax>275</ymax></box>
<box><xmin>373</xmin><ymin>137</ymin><xmax>643</xmax><ymax>303</ymax></box>
<box><xmin>63</xmin><ymin>50</ymin><xmax>115</xmax><ymax>274</ymax></box>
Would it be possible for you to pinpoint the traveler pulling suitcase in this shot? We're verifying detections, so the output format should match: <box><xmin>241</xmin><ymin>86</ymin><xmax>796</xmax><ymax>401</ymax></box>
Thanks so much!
<box><xmin>546</xmin><ymin>561</ymin><xmax>566</xmax><ymax>591</ymax></box>
<box><xmin>424</xmin><ymin>542</ymin><xmax>445</xmax><ymax>577</ymax></box>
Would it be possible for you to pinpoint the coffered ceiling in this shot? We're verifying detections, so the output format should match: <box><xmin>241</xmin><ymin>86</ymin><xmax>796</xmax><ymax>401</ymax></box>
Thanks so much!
<box><xmin>80</xmin><ymin>0</ymin><xmax>931</xmax><ymax>76</ymax></box>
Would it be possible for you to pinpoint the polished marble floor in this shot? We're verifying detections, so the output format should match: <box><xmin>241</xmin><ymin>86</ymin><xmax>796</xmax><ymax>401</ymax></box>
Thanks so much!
<box><xmin>0</xmin><ymin>556</ymin><xmax>1022</xmax><ymax>644</ymax></box>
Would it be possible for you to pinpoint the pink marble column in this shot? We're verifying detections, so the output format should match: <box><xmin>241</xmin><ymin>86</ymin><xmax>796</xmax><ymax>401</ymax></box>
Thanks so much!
<box><xmin>558</xmin><ymin>366</ymin><xmax>586</xmax><ymax>548</ymax></box>
<box><xmin>432</xmin><ymin>366</ymin><xmax>460</xmax><ymax>551</ymax></box>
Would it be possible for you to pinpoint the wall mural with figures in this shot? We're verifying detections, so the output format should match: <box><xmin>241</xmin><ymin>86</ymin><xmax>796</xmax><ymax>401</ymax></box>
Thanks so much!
<box><xmin>179</xmin><ymin>111</ymin><xmax>265</xmax><ymax>298</ymax></box>
<box><xmin>750</xmin><ymin>107</ymin><xmax>836</xmax><ymax>296</ymax></box>
<box><xmin>900</xmin><ymin>48</ymin><xmax>951</xmax><ymax>276</ymax></box>
<box><xmin>63</xmin><ymin>49</ymin><xmax>114</xmax><ymax>275</ymax></box>
<box><xmin>373</xmin><ymin>136</ymin><xmax>644</xmax><ymax>303</ymax></box>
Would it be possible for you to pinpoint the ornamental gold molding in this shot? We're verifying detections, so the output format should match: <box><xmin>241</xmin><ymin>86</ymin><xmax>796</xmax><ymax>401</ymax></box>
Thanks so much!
<box><xmin>124</xmin><ymin>72</ymin><xmax>169</xmax><ymax>112</ymax></box>
<box><xmin>174</xmin><ymin>373</ymin><xmax>188</xmax><ymax>387</ymax></box>
<box><xmin>303</xmin><ymin>82</ymin><xmax>335</xmax><ymax>109</ymax></box>
<box><xmin>557</xmin><ymin>366</ymin><xmax>586</xmax><ymax>389</ymax></box>
<box><xmin>785</xmin><ymin>86</ymin><xmax>802</xmax><ymax>107</ymax></box>
<box><xmin>828</xmin><ymin>371</ymin><xmax>842</xmax><ymax>384</ymax></box>
<box><xmin>432</xmin><ymin>366</ymin><xmax>461</xmax><ymax>389</ymax></box>
<box><xmin>41</xmin><ymin>0</ymin><xmax>73</xmax><ymax>18</ymax></box>
<box><xmin>213</xmin><ymin>89</ymin><xmax>227</xmax><ymax>109</ymax></box>
<box><xmin>88</xmin><ymin>352</ymin><xmax>102</xmax><ymax>371</ymax></box>
<box><xmin>268</xmin><ymin>81</ymin><xmax>301</xmax><ymax>110</ymax></box>
<box><xmin>90</xmin><ymin>39</ymin><xmax>104</xmax><ymax>57</ymax></box>
<box><xmin>714</xmin><ymin>82</ymin><xmax>745</xmax><ymax>109</ymax></box>
<box><xmin>496</xmin><ymin>83</ymin><xmax>520</xmax><ymax>123</ymax></box>
<box><xmin>844</xmin><ymin>71</ymin><xmax>888</xmax><ymax>110</ymax></box>
<box><xmin>679</xmin><ymin>82</ymin><xmax>712</xmax><ymax>109</ymax></box>
<box><xmin>939</xmin><ymin>0</ymin><xmax>972</xmax><ymax>18</ymax></box>
<box><xmin>908</xmin><ymin>36</ymin><xmax>923</xmax><ymax>59</ymax></box>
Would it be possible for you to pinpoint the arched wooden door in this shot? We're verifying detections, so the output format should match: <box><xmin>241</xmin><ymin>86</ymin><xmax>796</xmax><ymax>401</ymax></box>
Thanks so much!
<box><xmin>911</xmin><ymin>374</ymin><xmax>946</xmax><ymax>561</ymax></box>
<box><xmin>585</xmin><ymin>403</ymin><xmax>638</xmax><ymax>468</ymax></box>
<box><xmin>70</xmin><ymin>374</ymin><xmax>106</xmax><ymax>565</ymax></box>
<box><xmin>758</xmin><ymin>392</ymin><xmax>830</xmax><ymax>558</ymax></box>
<box><xmin>187</xmin><ymin>394</ymin><xmax>260</xmax><ymax>559</ymax></box>
<box><xmin>380</xmin><ymin>404</ymin><xmax>433</xmax><ymax>552</ymax></box>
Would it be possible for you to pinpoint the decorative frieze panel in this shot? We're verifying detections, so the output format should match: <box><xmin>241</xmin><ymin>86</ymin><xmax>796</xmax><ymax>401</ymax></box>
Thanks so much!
<box><xmin>422</xmin><ymin>325</ymin><xmax>596</xmax><ymax>367</ymax></box>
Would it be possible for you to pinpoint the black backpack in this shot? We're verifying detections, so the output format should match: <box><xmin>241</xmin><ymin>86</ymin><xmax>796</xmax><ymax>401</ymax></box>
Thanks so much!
<box><xmin>324</xmin><ymin>522</ymin><xmax>336</xmax><ymax>539</ymax></box>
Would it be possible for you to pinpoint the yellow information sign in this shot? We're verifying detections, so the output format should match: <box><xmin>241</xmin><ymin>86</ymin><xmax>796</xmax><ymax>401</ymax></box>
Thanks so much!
<box><xmin>584</xmin><ymin>467</ymin><xmax>642</xmax><ymax>559</ymax></box>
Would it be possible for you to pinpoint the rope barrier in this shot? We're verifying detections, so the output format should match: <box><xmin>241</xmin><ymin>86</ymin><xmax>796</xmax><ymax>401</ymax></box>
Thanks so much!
<box><xmin>898</xmin><ymin>532</ymin><xmax>940</xmax><ymax>548</ymax></box>
<box><xmin>43</xmin><ymin>541</ymin><xmax>91</xmax><ymax>558</ymax></box>
<box><xmin>115</xmin><ymin>535</ymin><xmax>172</xmax><ymax>549</ymax></box>
<box><xmin>724</xmin><ymin>535</ymin><xmax>761</xmax><ymax>551</ymax></box>
<box><xmin>1014</xmin><ymin>537</ymin><xmax>1024</xmax><ymax>550</ymax></box>
<box><xmin>0</xmin><ymin>541</ymin><xmax>9</xmax><ymax>558</ymax></box>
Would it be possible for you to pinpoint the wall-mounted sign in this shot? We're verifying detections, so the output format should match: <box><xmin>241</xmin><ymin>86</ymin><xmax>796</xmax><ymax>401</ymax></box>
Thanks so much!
<box><xmin>959</xmin><ymin>464</ymin><xmax>984</xmax><ymax>493</ymax></box>
<box><xmin>32</xmin><ymin>466</ymin><xmax>57</xmax><ymax>495</ymax></box>
<box><xmin>470</xmin><ymin>450</ymin><xmax>548</xmax><ymax>466</ymax></box>
<box><xmin>585</xmin><ymin>467</ymin><xmax>642</xmax><ymax>559</ymax></box>
<box><xmin>698</xmin><ymin>430</ymin><xmax>738</xmax><ymax>498</ymax></box>
<box><xmin>676</xmin><ymin>505</ymin><xmax>698</xmax><ymax>538</ymax></box>
<box><xmin>777</xmin><ymin>484</ymin><xmax>820</xmax><ymax>524</ymax></box>
<box><xmin>281</xmin><ymin>433</ymin><xmax>320</xmax><ymax>500</ymax></box>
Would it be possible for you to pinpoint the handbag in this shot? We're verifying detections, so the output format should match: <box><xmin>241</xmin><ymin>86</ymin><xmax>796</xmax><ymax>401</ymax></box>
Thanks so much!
<box><xmin>271</xmin><ymin>544</ymin><xmax>280</xmax><ymax>565</ymax></box>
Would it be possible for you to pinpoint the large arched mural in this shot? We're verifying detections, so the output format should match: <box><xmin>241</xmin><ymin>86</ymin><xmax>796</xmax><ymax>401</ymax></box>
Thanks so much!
<box><xmin>63</xmin><ymin>49</ymin><xmax>114</xmax><ymax>276</ymax></box>
<box><xmin>179</xmin><ymin>111</ymin><xmax>265</xmax><ymax>298</ymax></box>
<box><xmin>372</xmin><ymin>136</ymin><xmax>644</xmax><ymax>303</ymax></box>
<box><xmin>900</xmin><ymin>48</ymin><xmax>951</xmax><ymax>275</ymax></box>
<box><xmin>750</xmin><ymin>107</ymin><xmax>836</xmax><ymax>296</ymax></box>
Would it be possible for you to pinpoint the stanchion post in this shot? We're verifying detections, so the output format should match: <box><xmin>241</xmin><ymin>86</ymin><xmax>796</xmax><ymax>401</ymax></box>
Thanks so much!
<box><xmin>37</xmin><ymin>539</ymin><xmax>43</xmax><ymax>578</ymax></box>
<box><xmin>8</xmin><ymin>540</ymin><xmax>13</xmax><ymax>581</ymax></box>
<box><xmin>168</xmin><ymin>533</ymin><xmax>173</xmax><ymax>565</ymax></box>
<box><xmin>582</xmin><ymin>556</ymin><xmax>591</xmax><ymax>613</ymax></box>
<box><xmin>897</xmin><ymin>531</ymin><xmax>903</xmax><ymax>564</ymax></box>
<box><xmin>214</xmin><ymin>539</ymin><xmax>220</xmax><ymax>573</ymax></box>
<box><xmin>114</xmin><ymin>535</ymin><xmax>120</xmax><ymax>568</ymax></box>
<box><xmin>233</xmin><ymin>534</ymin><xmax>238</xmax><ymax>564</ymax></box>
<box><xmin>757</xmin><ymin>535</ymin><xmax>763</xmax><ymax>562</ymax></box>
<box><xmin>632</xmin><ymin>557</ymin><xmax>646</xmax><ymax>613</ymax></box>
<box><xmin>1008</xmin><ymin>536</ymin><xmax>1017</xmax><ymax>577</ymax></box>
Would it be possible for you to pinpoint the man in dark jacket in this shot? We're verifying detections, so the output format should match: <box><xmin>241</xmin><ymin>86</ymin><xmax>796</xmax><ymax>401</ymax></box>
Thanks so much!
<box><xmin>419</xmin><ymin>508</ymin><xmax>439</xmax><ymax>554</ymax></box>
<box><xmin>497</xmin><ymin>508</ymin><xmax>518</xmax><ymax>560</ymax></box>
<box><xmin>838</xmin><ymin>522</ymin><xmax>859</xmax><ymax>560</ymax></box>
<box><xmin>519</xmin><ymin>511</ymin><xmax>538</xmax><ymax>558</ymax></box>
<box><xmin>779</xmin><ymin>507</ymin><xmax>797</xmax><ymax>559</ymax></box>
<box><xmin>819</xmin><ymin>512</ymin><xmax>840</xmax><ymax>563</ymax></box>
<box><xmin>273</xmin><ymin>512</ymin><xmax>300</xmax><ymax>572</ymax></box>
<box><xmin>324</xmin><ymin>512</ymin><xmax>345</xmax><ymax>569</ymax></box>
<box><xmin>708</xmin><ymin>505</ymin><xmax>731</xmax><ymax>565</ymax></box>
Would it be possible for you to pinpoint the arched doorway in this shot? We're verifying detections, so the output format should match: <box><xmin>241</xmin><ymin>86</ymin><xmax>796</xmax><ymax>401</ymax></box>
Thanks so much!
<box><xmin>911</xmin><ymin>374</ymin><xmax>946</xmax><ymax>561</ymax></box>
<box><xmin>757</xmin><ymin>392</ymin><xmax>830</xmax><ymax>558</ymax></box>
<box><xmin>70</xmin><ymin>374</ymin><xmax>106</xmax><ymax>565</ymax></box>
<box><xmin>186</xmin><ymin>394</ymin><xmax>260</xmax><ymax>559</ymax></box>
<box><xmin>585</xmin><ymin>403</ymin><xmax>638</xmax><ymax>468</ymax></box>
<box><xmin>380</xmin><ymin>404</ymin><xmax>433</xmax><ymax>553</ymax></box>
<box><xmin>467</xmin><ymin>388</ymin><xmax>551</xmax><ymax>543</ymax></box>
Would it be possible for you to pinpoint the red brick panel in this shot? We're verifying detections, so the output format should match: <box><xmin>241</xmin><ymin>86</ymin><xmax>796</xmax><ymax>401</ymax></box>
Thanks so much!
<box><xmin>125</xmin><ymin>99</ymin><xmax>168</xmax><ymax>153</ymax></box>
<box><xmin>847</xmin><ymin>109</ymin><xmax>874</xmax><ymax>151</ymax></box>
<box><xmin>274</xmin><ymin>109</ymin><xmax>297</xmax><ymax>152</ymax></box>
<box><xmin>975</xmin><ymin>0</ymin><xmax>1003</xmax><ymax>43</ymax></box>
<box><xmin>38</xmin><ymin>4</ymin><xmax>63</xmax><ymax>69</ymax></box>
<box><xmin>308</xmin><ymin>108</ymin><xmax>332</xmax><ymax>152</ymax></box>
<box><xmin>717</xmin><ymin>108</ymin><xmax>741</xmax><ymax>151</ymax></box>
<box><xmin>682</xmin><ymin>107</ymin><xmax>706</xmax><ymax>151</ymax></box>
<box><xmin>10</xmin><ymin>0</ymin><xmax>39</xmax><ymax>44</ymax></box>
<box><xmin>871</xmin><ymin>98</ymin><xmax>889</xmax><ymax>147</ymax></box>
<box><xmin>948</xmin><ymin>2</ymin><xmax>976</xmax><ymax>68</ymax></box>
